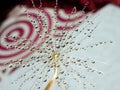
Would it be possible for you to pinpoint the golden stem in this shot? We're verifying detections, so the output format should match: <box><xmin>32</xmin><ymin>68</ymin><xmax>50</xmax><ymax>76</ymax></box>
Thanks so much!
<box><xmin>44</xmin><ymin>53</ymin><xmax>58</xmax><ymax>90</ymax></box>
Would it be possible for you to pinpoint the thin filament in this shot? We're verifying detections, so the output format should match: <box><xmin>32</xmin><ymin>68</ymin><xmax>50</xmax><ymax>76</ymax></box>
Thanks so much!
<box><xmin>44</xmin><ymin>58</ymin><xmax>58</xmax><ymax>90</ymax></box>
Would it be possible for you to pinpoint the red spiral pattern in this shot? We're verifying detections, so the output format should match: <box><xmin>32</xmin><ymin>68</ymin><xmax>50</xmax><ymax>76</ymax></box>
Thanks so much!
<box><xmin>56</xmin><ymin>8</ymin><xmax>87</xmax><ymax>30</ymax></box>
<box><xmin>0</xmin><ymin>7</ymin><xmax>52</xmax><ymax>66</ymax></box>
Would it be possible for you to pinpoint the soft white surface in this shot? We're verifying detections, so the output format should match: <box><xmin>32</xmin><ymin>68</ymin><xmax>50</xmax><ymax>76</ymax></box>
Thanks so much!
<box><xmin>0</xmin><ymin>4</ymin><xmax>120</xmax><ymax>90</ymax></box>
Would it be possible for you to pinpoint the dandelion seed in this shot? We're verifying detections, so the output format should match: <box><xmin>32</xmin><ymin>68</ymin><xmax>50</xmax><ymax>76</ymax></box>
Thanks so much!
<box><xmin>0</xmin><ymin>0</ymin><xmax>113</xmax><ymax>90</ymax></box>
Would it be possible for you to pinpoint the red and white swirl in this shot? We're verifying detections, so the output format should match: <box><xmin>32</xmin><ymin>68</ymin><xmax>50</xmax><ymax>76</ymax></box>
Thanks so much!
<box><xmin>56</xmin><ymin>8</ymin><xmax>87</xmax><ymax>30</ymax></box>
<box><xmin>0</xmin><ymin>7</ymin><xmax>52</xmax><ymax>66</ymax></box>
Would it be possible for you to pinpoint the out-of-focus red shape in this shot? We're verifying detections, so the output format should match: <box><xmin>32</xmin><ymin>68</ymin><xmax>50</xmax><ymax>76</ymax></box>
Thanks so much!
<box><xmin>0</xmin><ymin>0</ymin><xmax>120</xmax><ymax>25</ymax></box>
<box><xmin>79</xmin><ymin>0</ymin><xmax>120</xmax><ymax>11</ymax></box>
<box><xmin>24</xmin><ymin>0</ymin><xmax>120</xmax><ymax>10</ymax></box>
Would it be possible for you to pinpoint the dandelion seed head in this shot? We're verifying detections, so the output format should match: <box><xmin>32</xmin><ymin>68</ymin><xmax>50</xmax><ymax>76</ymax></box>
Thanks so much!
<box><xmin>0</xmin><ymin>0</ymin><xmax>113</xmax><ymax>90</ymax></box>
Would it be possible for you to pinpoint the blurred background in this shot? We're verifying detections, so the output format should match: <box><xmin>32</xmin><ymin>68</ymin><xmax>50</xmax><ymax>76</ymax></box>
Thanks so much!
<box><xmin>0</xmin><ymin>0</ymin><xmax>120</xmax><ymax>90</ymax></box>
<box><xmin>0</xmin><ymin>0</ymin><xmax>120</xmax><ymax>25</ymax></box>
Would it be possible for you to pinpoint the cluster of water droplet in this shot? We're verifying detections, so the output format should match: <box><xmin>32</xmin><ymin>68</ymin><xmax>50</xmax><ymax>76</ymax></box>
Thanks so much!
<box><xmin>0</xmin><ymin>0</ymin><xmax>113</xmax><ymax>90</ymax></box>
